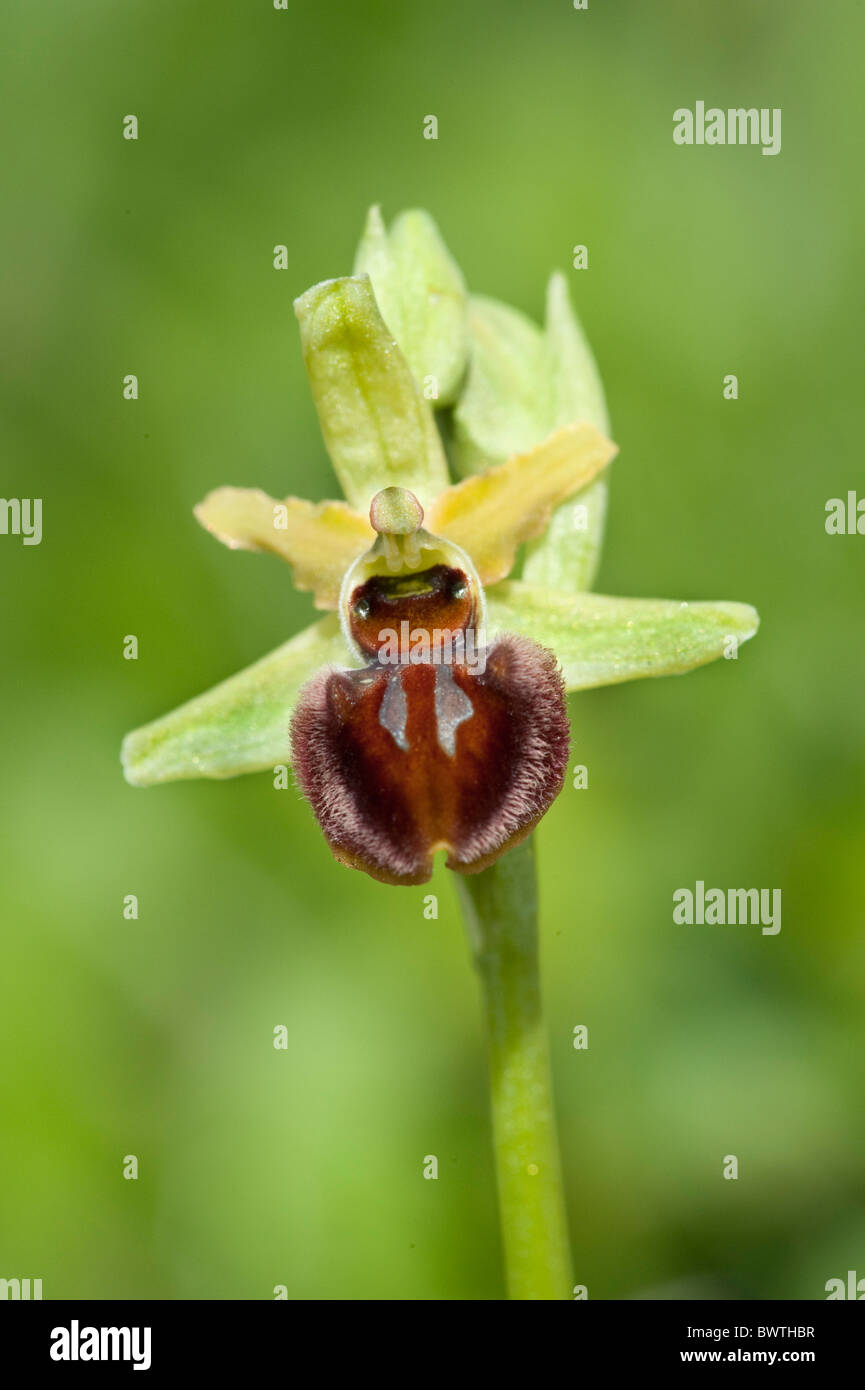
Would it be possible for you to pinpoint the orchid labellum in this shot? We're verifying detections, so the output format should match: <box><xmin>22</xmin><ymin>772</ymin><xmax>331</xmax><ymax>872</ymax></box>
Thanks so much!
<box><xmin>291</xmin><ymin>484</ymin><xmax>571</xmax><ymax>884</ymax></box>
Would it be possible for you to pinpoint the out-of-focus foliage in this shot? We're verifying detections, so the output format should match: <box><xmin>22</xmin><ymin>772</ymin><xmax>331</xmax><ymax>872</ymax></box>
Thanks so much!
<box><xmin>0</xmin><ymin>0</ymin><xmax>862</xmax><ymax>1299</ymax></box>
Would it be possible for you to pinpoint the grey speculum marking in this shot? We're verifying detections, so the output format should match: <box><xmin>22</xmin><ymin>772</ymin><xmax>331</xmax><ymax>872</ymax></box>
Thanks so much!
<box><xmin>379</xmin><ymin>671</ymin><xmax>409</xmax><ymax>751</ymax></box>
<box><xmin>378</xmin><ymin>665</ymin><xmax>475</xmax><ymax>755</ymax></box>
<box><xmin>434</xmin><ymin>664</ymin><xmax>474</xmax><ymax>757</ymax></box>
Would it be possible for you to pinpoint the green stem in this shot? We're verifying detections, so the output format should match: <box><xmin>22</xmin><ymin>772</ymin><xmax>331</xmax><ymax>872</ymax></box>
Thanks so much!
<box><xmin>455</xmin><ymin>834</ymin><xmax>573</xmax><ymax>1300</ymax></box>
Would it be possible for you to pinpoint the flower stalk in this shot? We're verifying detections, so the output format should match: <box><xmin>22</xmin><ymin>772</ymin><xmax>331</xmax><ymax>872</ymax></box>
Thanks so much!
<box><xmin>456</xmin><ymin>835</ymin><xmax>573</xmax><ymax>1300</ymax></box>
<box><xmin>120</xmin><ymin>204</ymin><xmax>760</xmax><ymax>1303</ymax></box>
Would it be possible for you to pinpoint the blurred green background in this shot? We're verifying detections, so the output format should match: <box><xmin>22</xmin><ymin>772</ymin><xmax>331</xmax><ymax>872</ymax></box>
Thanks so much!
<box><xmin>1</xmin><ymin>0</ymin><xmax>863</xmax><ymax>1300</ymax></box>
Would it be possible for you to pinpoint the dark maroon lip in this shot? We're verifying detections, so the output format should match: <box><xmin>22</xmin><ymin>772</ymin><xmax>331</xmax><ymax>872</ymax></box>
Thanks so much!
<box><xmin>290</xmin><ymin>633</ymin><xmax>569</xmax><ymax>886</ymax></box>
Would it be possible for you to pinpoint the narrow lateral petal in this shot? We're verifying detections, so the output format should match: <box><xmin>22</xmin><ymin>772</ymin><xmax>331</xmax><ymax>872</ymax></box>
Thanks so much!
<box><xmin>485</xmin><ymin>582</ymin><xmax>760</xmax><ymax>691</ymax></box>
<box><xmin>194</xmin><ymin>488</ymin><xmax>371</xmax><ymax>610</ymax></box>
<box><xmin>121</xmin><ymin>616</ymin><xmax>357</xmax><ymax>786</ymax></box>
<box><xmin>426</xmin><ymin>422</ymin><xmax>617</xmax><ymax>586</ymax></box>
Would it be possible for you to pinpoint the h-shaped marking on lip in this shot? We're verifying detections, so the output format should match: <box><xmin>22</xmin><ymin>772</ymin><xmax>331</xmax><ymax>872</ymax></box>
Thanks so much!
<box><xmin>378</xmin><ymin>665</ymin><xmax>474</xmax><ymax>756</ymax></box>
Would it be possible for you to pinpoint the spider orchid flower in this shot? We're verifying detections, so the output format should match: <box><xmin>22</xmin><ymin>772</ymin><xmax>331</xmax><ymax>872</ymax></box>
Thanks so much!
<box><xmin>121</xmin><ymin>207</ymin><xmax>758</xmax><ymax>886</ymax></box>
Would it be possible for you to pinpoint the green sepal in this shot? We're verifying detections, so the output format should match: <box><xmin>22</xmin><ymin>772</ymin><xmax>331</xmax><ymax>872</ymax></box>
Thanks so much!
<box><xmin>294</xmin><ymin>275</ymin><xmax>449</xmax><ymax>509</ymax></box>
<box><xmin>486</xmin><ymin>581</ymin><xmax>759</xmax><ymax>691</ymax></box>
<box><xmin>353</xmin><ymin>205</ymin><xmax>468</xmax><ymax>405</ymax></box>
<box><xmin>451</xmin><ymin>295</ymin><xmax>551</xmax><ymax>477</ymax></box>
<box><xmin>121</xmin><ymin>616</ymin><xmax>357</xmax><ymax>786</ymax></box>
<box><xmin>523</xmin><ymin>273</ymin><xmax>611</xmax><ymax>593</ymax></box>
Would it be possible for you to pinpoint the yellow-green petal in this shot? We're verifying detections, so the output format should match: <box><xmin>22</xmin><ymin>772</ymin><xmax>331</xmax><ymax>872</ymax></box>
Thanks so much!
<box><xmin>353</xmin><ymin>205</ymin><xmax>468</xmax><ymax>405</ymax></box>
<box><xmin>194</xmin><ymin>488</ymin><xmax>371</xmax><ymax>610</ymax></box>
<box><xmin>294</xmin><ymin>275</ymin><xmax>448</xmax><ymax>510</ymax></box>
<box><xmin>485</xmin><ymin>581</ymin><xmax>760</xmax><ymax>691</ymax></box>
<box><xmin>121</xmin><ymin>616</ymin><xmax>357</xmax><ymax>786</ymax></box>
<box><xmin>427</xmin><ymin>422</ymin><xmax>616</xmax><ymax>586</ymax></box>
